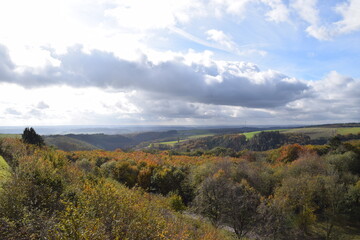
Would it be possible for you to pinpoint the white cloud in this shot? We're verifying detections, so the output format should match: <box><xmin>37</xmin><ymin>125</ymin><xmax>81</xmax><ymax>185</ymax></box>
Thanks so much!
<box><xmin>335</xmin><ymin>0</ymin><xmax>360</xmax><ymax>34</ymax></box>
<box><xmin>206</xmin><ymin>29</ymin><xmax>238</xmax><ymax>52</ymax></box>
<box><xmin>0</xmin><ymin>45</ymin><xmax>309</xmax><ymax>108</ymax></box>
<box><xmin>0</xmin><ymin>83</ymin><xmax>140</xmax><ymax>126</ymax></box>
<box><xmin>210</xmin><ymin>0</ymin><xmax>251</xmax><ymax>16</ymax></box>
<box><xmin>104</xmin><ymin>0</ymin><xmax>204</xmax><ymax>31</ymax></box>
<box><xmin>0</xmin><ymin>0</ymin><xmax>358</xmax><ymax>125</ymax></box>
<box><xmin>281</xmin><ymin>71</ymin><xmax>360</xmax><ymax>123</ymax></box>
<box><xmin>290</xmin><ymin>0</ymin><xmax>360</xmax><ymax>40</ymax></box>
<box><xmin>205</xmin><ymin>29</ymin><xmax>267</xmax><ymax>56</ymax></box>
<box><xmin>291</xmin><ymin>0</ymin><xmax>319</xmax><ymax>25</ymax></box>
<box><xmin>261</xmin><ymin>0</ymin><xmax>289</xmax><ymax>23</ymax></box>
<box><xmin>37</xmin><ymin>101</ymin><xmax>50</xmax><ymax>109</ymax></box>
<box><xmin>5</xmin><ymin>108</ymin><xmax>21</xmax><ymax>116</ymax></box>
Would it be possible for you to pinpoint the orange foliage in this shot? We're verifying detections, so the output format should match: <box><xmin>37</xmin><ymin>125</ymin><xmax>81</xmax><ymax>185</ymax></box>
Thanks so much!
<box><xmin>269</xmin><ymin>144</ymin><xmax>315</xmax><ymax>164</ymax></box>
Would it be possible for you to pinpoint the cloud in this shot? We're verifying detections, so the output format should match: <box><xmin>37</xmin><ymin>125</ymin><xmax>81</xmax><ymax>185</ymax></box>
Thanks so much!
<box><xmin>290</xmin><ymin>0</ymin><xmax>360</xmax><ymax>40</ymax></box>
<box><xmin>37</xmin><ymin>101</ymin><xmax>49</xmax><ymax>109</ymax></box>
<box><xmin>104</xmin><ymin>0</ymin><xmax>204</xmax><ymax>31</ymax></box>
<box><xmin>290</xmin><ymin>0</ymin><xmax>332</xmax><ymax>40</ymax></box>
<box><xmin>5</xmin><ymin>108</ymin><xmax>21</xmax><ymax>116</ymax></box>
<box><xmin>210</xmin><ymin>0</ymin><xmax>251</xmax><ymax>16</ymax></box>
<box><xmin>0</xmin><ymin>45</ymin><xmax>309</xmax><ymax>109</ymax></box>
<box><xmin>281</xmin><ymin>71</ymin><xmax>360</xmax><ymax>122</ymax></box>
<box><xmin>261</xmin><ymin>0</ymin><xmax>289</xmax><ymax>23</ymax></box>
<box><xmin>205</xmin><ymin>29</ymin><xmax>267</xmax><ymax>56</ymax></box>
<box><xmin>335</xmin><ymin>0</ymin><xmax>360</xmax><ymax>34</ymax></box>
<box><xmin>291</xmin><ymin>0</ymin><xmax>319</xmax><ymax>26</ymax></box>
<box><xmin>0</xmin><ymin>45</ymin><xmax>15</xmax><ymax>81</ymax></box>
<box><xmin>124</xmin><ymin>92</ymin><xmax>275</xmax><ymax>124</ymax></box>
<box><xmin>206</xmin><ymin>29</ymin><xmax>238</xmax><ymax>52</ymax></box>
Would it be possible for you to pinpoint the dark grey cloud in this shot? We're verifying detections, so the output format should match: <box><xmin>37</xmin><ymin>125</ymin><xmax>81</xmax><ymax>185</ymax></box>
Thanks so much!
<box><xmin>0</xmin><ymin>45</ymin><xmax>309</xmax><ymax>108</ymax></box>
<box><xmin>0</xmin><ymin>45</ymin><xmax>15</xmax><ymax>81</ymax></box>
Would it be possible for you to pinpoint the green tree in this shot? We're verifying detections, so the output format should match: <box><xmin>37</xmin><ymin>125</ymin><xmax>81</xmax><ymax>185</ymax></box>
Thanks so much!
<box><xmin>222</xmin><ymin>179</ymin><xmax>260</xmax><ymax>238</ymax></box>
<box><xmin>22</xmin><ymin>127</ymin><xmax>44</xmax><ymax>147</ymax></box>
<box><xmin>193</xmin><ymin>170</ymin><xmax>229</xmax><ymax>226</ymax></box>
<box><xmin>193</xmin><ymin>170</ymin><xmax>260</xmax><ymax>238</ymax></box>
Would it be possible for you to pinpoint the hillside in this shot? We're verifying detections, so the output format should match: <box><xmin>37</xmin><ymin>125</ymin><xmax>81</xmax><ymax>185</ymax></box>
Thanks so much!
<box><xmin>0</xmin><ymin>156</ymin><xmax>11</xmax><ymax>187</ymax></box>
<box><xmin>44</xmin><ymin>135</ymin><xmax>99</xmax><ymax>151</ymax></box>
<box><xmin>154</xmin><ymin>126</ymin><xmax>360</xmax><ymax>154</ymax></box>
<box><xmin>0</xmin><ymin>136</ymin><xmax>359</xmax><ymax>239</ymax></box>
<box><xmin>45</xmin><ymin>130</ymin><xmax>181</xmax><ymax>151</ymax></box>
<box><xmin>44</xmin><ymin>125</ymin><xmax>360</xmax><ymax>153</ymax></box>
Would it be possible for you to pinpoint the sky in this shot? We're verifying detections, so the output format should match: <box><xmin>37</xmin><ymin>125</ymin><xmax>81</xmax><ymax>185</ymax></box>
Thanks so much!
<box><xmin>0</xmin><ymin>0</ymin><xmax>359</xmax><ymax>126</ymax></box>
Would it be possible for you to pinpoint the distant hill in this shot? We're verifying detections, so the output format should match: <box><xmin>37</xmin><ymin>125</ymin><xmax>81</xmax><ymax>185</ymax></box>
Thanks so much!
<box><xmin>173</xmin><ymin>131</ymin><xmax>311</xmax><ymax>152</ymax></box>
<box><xmin>45</xmin><ymin>130</ymin><xmax>180</xmax><ymax>151</ymax></box>
<box><xmin>175</xmin><ymin>134</ymin><xmax>247</xmax><ymax>151</ymax></box>
<box><xmin>127</xmin><ymin>130</ymin><xmax>178</xmax><ymax>143</ymax></box>
<box><xmin>43</xmin><ymin>125</ymin><xmax>360</xmax><ymax>152</ymax></box>
<box><xmin>306</xmin><ymin>122</ymin><xmax>360</xmax><ymax>128</ymax></box>
<box><xmin>44</xmin><ymin>135</ymin><xmax>99</xmax><ymax>151</ymax></box>
<box><xmin>64</xmin><ymin>134</ymin><xmax>134</xmax><ymax>150</ymax></box>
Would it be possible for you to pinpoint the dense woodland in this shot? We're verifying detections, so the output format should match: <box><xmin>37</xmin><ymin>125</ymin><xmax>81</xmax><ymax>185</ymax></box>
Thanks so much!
<box><xmin>0</xmin><ymin>128</ymin><xmax>360</xmax><ymax>239</ymax></box>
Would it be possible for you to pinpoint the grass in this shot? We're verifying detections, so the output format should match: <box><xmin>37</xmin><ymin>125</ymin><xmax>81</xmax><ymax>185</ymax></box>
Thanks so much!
<box><xmin>337</xmin><ymin>127</ymin><xmax>360</xmax><ymax>135</ymax></box>
<box><xmin>285</xmin><ymin>128</ymin><xmax>336</xmax><ymax>139</ymax></box>
<box><xmin>157</xmin><ymin>134</ymin><xmax>216</xmax><ymax>146</ymax></box>
<box><xmin>0</xmin><ymin>134</ymin><xmax>21</xmax><ymax>139</ymax></box>
<box><xmin>159</xmin><ymin>126</ymin><xmax>360</xmax><ymax>144</ymax></box>
<box><xmin>158</xmin><ymin>140</ymin><xmax>186</xmax><ymax>146</ymax></box>
<box><xmin>0</xmin><ymin>156</ymin><xmax>11</xmax><ymax>188</ymax></box>
<box><xmin>242</xmin><ymin>127</ymin><xmax>360</xmax><ymax>140</ymax></box>
<box><xmin>242</xmin><ymin>129</ymin><xmax>287</xmax><ymax>139</ymax></box>
<box><xmin>313</xmin><ymin>221</ymin><xmax>360</xmax><ymax>240</ymax></box>
<box><xmin>188</xmin><ymin>134</ymin><xmax>215</xmax><ymax>139</ymax></box>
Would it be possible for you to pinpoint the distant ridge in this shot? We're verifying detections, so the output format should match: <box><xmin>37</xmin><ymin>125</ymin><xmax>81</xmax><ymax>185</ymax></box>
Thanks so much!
<box><xmin>302</xmin><ymin>123</ymin><xmax>360</xmax><ymax>128</ymax></box>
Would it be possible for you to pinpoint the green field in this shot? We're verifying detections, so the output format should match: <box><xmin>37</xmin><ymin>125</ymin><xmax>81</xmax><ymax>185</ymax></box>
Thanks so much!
<box><xmin>242</xmin><ymin>129</ymin><xmax>287</xmax><ymax>139</ymax></box>
<box><xmin>0</xmin><ymin>156</ymin><xmax>11</xmax><ymax>188</ymax></box>
<box><xmin>284</xmin><ymin>127</ymin><xmax>336</xmax><ymax>139</ymax></box>
<box><xmin>337</xmin><ymin>127</ymin><xmax>360</xmax><ymax>135</ymax></box>
<box><xmin>160</xmin><ymin>127</ymin><xmax>360</xmax><ymax>145</ymax></box>
<box><xmin>243</xmin><ymin>127</ymin><xmax>360</xmax><ymax>140</ymax></box>
<box><xmin>157</xmin><ymin>133</ymin><xmax>215</xmax><ymax>146</ymax></box>
<box><xmin>0</xmin><ymin>134</ymin><xmax>21</xmax><ymax>139</ymax></box>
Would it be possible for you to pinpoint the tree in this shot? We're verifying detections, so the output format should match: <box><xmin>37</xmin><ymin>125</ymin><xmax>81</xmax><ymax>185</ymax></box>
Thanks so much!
<box><xmin>256</xmin><ymin>197</ymin><xmax>293</xmax><ymax>240</ymax></box>
<box><xmin>21</xmin><ymin>127</ymin><xmax>44</xmax><ymax>147</ymax></box>
<box><xmin>222</xmin><ymin>179</ymin><xmax>260</xmax><ymax>238</ymax></box>
<box><xmin>193</xmin><ymin>170</ymin><xmax>229</xmax><ymax>226</ymax></box>
<box><xmin>193</xmin><ymin>170</ymin><xmax>260</xmax><ymax>238</ymax></box>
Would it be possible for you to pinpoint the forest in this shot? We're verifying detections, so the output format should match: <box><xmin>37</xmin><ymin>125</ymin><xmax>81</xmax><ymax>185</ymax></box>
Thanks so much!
<box><xmin>0</xmin><ymin>128</ymin><xmax>359</xmax><ymax>239</ymax></box>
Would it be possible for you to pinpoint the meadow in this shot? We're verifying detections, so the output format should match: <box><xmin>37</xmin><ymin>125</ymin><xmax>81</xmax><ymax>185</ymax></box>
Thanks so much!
<box><xmin>244</xmin><ymin>127</ymin><xmax>360</xmax><ymax>139</ymax></box>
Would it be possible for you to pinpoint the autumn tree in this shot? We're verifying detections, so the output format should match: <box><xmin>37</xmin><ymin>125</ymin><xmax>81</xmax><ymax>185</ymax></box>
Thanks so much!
<box><xmin>193</xmin><ymin>169</ymin><xmax>260</xmax><ymax>238</ymax></box>
<box><xmin>222</xmin><ymin>179</ymin><xmax>260</xmax><ymax>238</ymax></box>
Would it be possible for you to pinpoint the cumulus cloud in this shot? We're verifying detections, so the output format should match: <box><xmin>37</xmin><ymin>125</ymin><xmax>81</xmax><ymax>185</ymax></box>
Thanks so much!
<box><xmin>290</xmin><ymin>0</ymin><xmax>360</xmax><ymax>40</ymax></box>
<box><xmin>335</xmin><ymin>0</ymin><xmax>360</xmax><ymax>34</ymax></box>
<box><xmin>0</xmin><ymin>45</ymin><xmax>15</xmax><ymax>81</ymax></box>
<box><xmin>210</xmin><ymin>0</ymin><xmax>251</xmax><ymax>16</ymax></box>
<box><xmin>0</xmin><ymin>45</ymin><xmax>309</xmax><ymax>109</ymax></box>
<box><xmin>5</xmin><ymin>108</ymin><xmax>21</xmax><ymax>116</ymax></box>
<box><xmin>124</xmin><ymin>92</ymin><xmax>275</xmax><ymax>124</ymax></box>
<box><xmin>206</xmin><ymin>29</ymin><xmax>238</xmax><ymax>52</ymax></box>
<box><xmin>104</xmin><ymin>0</ymin><xmax>204</xmax><ymax>31</ymax></box>
<box><xmin>37</xmin><ymin>101</ymin><xmax>50</xmax><ymax>109</ymax></box>
<box><xmin>291</xmin><ymin>0</ymin><xmax>319</xmax><ymax>26</ymax></box>
<box><xmin>280</xmin><ymin>71</ymin><xmax>360</xmax><ymax>122</ymax></box>
<box><xmin>261</xmin><ymin>0</ymin><xmax>289</xmax><ymax>23</ymax></box>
